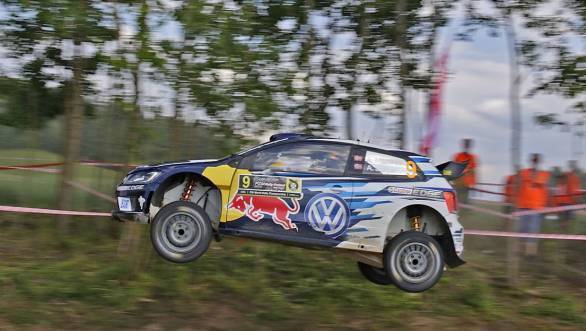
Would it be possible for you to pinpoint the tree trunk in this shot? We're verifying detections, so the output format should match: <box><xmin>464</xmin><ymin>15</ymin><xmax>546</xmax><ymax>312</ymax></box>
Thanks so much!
<box><xmin>505</xmin><ymin>13</ymin><xmax>521</xmax><ymax>287</ymax></box>
<box><xmin>117</xmin><ymin>68</ymin><xmax>143</xmax><ymax>258</ymax></box>
<box><xmin>423</xmin><ymin>5</ymin><xmax>439</xmax><ymax>157</ymax></box>
<box><xmin>394</xmin><ymin>0</ymin><xmax>408</xmax><ymax>149</ymax></box>
<box><xmin>58</xmin><ymin>55</ymin><xmax>84</xmax><ymax>225</ymax></box>
<box><xmin>346</xmin><ymin>105</ymin><xmax>353</xmax><ymax>140</ymax></box>
<box><xmin>170</xmin><ymin>85</ymin><xmax>182</xmax><ymax>160</ymax></box>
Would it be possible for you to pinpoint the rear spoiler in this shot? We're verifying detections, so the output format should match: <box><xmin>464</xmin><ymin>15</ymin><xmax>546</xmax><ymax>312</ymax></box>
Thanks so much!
<box><xmin>436</xmin><ymin>161</ymin><xmax>468</xmax><ymax>181</ymax></box>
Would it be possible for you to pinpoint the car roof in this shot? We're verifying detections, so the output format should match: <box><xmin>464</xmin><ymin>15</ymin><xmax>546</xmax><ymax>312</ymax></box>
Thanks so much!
<box><xmin>306</xmin><ymin>138</ymin><xmax>411</xmax><ymax>153</ymax></box>
<box><xmin>268</xmin><ymin>133</ymin><xmax>412</xmax><ymax>154</ymax></box>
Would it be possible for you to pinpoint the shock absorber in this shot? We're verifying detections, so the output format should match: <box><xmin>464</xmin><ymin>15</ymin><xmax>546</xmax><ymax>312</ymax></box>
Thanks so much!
<box><xmin>181</xmin><ymin>177</ymin><xmax>197</xmax><ymax>201</ymax></box>
<box><xmin>410</xmin><ymin>216</ymin><xmax>422</xmax><ymax>231</ymax></box>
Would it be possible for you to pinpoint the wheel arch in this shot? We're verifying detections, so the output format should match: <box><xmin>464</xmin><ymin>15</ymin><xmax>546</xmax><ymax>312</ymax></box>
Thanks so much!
<box><xmin>386</xmin><ymin>203</ymin><xmax>463</xmax><ymax>268</ymax></box>
<box><xmin>149</xmin><ymin>171</ymin><xmax>222</xmax><ymax>231</ymax></box>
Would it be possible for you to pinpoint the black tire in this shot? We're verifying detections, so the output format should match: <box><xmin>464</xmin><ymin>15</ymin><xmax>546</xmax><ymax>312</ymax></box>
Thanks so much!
<box><xmin>150</xmin><ymin>201</ymin><xmax>213</xmax><ymax>263</ymax></box>
<box><xmin>384</xmin><ymin>231</ymin><xmax>444</xmax><ymax>293</ymax></box>
<box><xmin>357</xmin><ymin>262</ymin><xmax>394</xmax><ymax>286</ymax></box>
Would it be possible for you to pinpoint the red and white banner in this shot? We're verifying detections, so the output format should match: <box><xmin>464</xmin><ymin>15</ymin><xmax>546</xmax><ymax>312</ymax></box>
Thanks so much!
<box><xmin>419</xmin><ymin>45</ymin><xmax>450</xmax><ymax>156</ymax></box>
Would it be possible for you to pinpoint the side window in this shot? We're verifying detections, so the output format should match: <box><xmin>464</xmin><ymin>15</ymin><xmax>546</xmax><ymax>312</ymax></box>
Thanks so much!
<box><xmin>364</xmin><ymin>151</ymin><xmax>407</xmax><ymax>175</ymax></box>
<box><xmin>351</xmin><ymin>149</ymin><xmax>418</xmax><ymax>179</ymax></box>
<box><xmin>244</xmin><ymin>143</ymin><xmax>350</xmax><ymax>176</ymax></box>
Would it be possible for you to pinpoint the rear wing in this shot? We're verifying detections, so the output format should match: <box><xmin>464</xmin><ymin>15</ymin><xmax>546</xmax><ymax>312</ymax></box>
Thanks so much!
<box><xmin>436</xmin><ymin>161</ymin><xmax>468</xmax><ymax>181</ymax></box>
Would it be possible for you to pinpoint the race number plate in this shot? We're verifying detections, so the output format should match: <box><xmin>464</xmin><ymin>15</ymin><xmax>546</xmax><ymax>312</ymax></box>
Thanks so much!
<box><xmin>117</xmin><ymin>197</ymin><xmax>133</xmax><ymax>212</ymax></box>
<box><xmin>237</xmin><ymin>174</ymin><xmax>302</xmax><ymax>199</ymax></box>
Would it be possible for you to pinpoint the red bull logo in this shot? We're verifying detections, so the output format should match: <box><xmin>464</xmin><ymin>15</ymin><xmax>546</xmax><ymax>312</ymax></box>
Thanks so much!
<box><xmin>228</xmin><ymin>194</ymin><xmax>300</xmax><ymax>231</ymax></box>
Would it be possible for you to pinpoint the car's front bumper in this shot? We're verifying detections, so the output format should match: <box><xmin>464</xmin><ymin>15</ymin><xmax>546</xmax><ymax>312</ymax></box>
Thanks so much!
<box><xmin>112</xmin><ymin>184</ymin><xmax>153</xmax><ymax>224</ymax></box>
<box><xmin>111</xmin><ymin>210</ymin><xmax>150</xmax><ymax>223</ymax></box>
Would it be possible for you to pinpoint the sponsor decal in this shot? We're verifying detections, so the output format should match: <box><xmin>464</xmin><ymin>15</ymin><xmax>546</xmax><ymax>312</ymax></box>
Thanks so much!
<box><xmin>406</xmin><ymin>160</ymin><xmax>418</xmax><ymax>179</ymax></box>
<box><xmin>237</xmin><ymin>174</ymin><xmax>302</xmax><ymax>199</ymax></box>
<box><xmin>305</xmin><ymin>193</ymin><xmax>350</xmax><ymax>238</ymax></box>
<box><xmin>228</xmin><ymin>194</ymin><xmax>299</xmax><ymax>230</ymax></box>
<box><xmin>117</xmin><ymin>185</ymin><xmax>145</xmax><ymax>191</ymax></box>
<box><xmin>387</xmin><ymin>186</ymin><xmax>443</xmax><ymax>199</ymax></box>
<box><xmin>138</xmin><ymin>196</ymin><xmax>146</xmax><ymax>210</ymax></box>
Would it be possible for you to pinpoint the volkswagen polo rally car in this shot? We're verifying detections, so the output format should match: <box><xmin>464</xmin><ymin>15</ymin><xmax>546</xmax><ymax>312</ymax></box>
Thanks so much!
<box><xmin>113</xmin><ymin>133</ymin><xmax>465</xmax><ymax>292</ymax></box>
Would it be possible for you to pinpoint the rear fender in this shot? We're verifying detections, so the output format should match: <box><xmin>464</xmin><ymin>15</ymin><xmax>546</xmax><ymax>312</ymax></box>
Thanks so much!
<box><xmin>386</xmin><ymin>204</ymin><xmax>465</xmax><ymax>268</ymax></box>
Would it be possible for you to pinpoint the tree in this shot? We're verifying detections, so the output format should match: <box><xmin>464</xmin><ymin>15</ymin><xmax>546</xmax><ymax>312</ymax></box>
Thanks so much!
<box><xmin>1</xmin><ymin>0</ymin><xmax>117</xmax><ymax>213</ymax></box>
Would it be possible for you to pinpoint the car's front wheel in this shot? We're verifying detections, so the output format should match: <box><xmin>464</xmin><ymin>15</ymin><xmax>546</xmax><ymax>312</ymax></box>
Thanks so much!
<box><xmin>150</xmin><ymin>201</ymin><xmax>212</xmax><ymax>263</ymax></box>
<box><xmin>384</xmin><ymin>231</ymin><xmax>444</xmax><ymax>293</ymax></box>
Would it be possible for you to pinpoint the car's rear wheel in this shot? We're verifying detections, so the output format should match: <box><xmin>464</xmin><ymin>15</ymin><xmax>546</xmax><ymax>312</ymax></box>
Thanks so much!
<box><xmin>357</xmin><ymin>262</ymin><xmax>394</xmax><ymax>285</ymax></box>
<box><xmin>384</xmin><ymin>231</ymin><xmax>444</xmax><ymax>293</ymax></box>
<box><xmin>151</xmin><ymin>201</ymin><xmax>212</xmax><ymax>263</ymax></box>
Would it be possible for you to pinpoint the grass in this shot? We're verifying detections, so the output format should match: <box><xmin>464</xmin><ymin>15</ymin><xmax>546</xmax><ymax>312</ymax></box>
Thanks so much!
<box><xmin>0</xmin><ymin>149</ymin><xmax>584</xmax><ymax>330</ymax></box>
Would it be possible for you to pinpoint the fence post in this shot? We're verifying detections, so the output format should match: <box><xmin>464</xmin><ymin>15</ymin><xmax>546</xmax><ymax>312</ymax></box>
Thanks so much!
<box><xmin>506</xmin><ymin>215</ymin><xmax>519</xmax><ymax>286</ymax></box>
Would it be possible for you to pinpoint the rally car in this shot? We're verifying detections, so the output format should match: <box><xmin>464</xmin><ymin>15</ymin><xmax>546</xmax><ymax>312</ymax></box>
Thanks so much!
<box><xmin>113</xmin><ymin>133</ymin><xmax>465</xmax><ymax>292</ymax></box>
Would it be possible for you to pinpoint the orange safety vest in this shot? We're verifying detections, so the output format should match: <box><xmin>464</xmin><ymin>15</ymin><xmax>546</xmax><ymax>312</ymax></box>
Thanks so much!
<box><xmin>553</xmin><ymin>172</ymin><xmax>581</xmax><ymax>206</ymax></box>
<box><xmin>516</xmin><ymin>168</ymin><xmax>549</xmax><ymax>210</ymax></box>
<box><xmin>453</xmin><ymin>152</ymin><xmax>478</xmax><ymax>187</ymax></box>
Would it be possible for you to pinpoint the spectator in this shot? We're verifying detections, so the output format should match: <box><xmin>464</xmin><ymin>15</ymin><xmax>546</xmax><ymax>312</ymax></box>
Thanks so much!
<box><xmin>552</xmin><ymin>160</ymin><xmax>581</xmax><ymax>231</ymax></box>
<box><xmin>453</xmin><ymin>138</ymin><xmax>478</xmax><ymax>204</ymax></box>
<box><xmin>516</xmin><ymin>154</ymin><xmax>549</xmax><ymax>256</ymax></box>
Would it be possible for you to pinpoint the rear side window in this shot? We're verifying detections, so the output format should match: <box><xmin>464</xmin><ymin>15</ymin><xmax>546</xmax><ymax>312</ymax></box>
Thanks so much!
<box><xmin>244</xmin><ymin>142</ymin><xmax>351</xmax><ymax>176</ymax></box>
<box><xmin>363</xmin><ymin>151</ymin><xmax>407</xmax><ymax>175</ymax></box>
<box><xmin>351</xmin><ymin>149</ymin><xmax>419</xmax><ymax>179</ymax></box>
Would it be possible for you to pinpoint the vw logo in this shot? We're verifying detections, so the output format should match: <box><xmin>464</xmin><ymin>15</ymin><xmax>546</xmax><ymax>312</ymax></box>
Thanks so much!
<box><xmin>305</xmin><ymin>193</ymin><xmax>350</xmax><ymax>238</ymax></box>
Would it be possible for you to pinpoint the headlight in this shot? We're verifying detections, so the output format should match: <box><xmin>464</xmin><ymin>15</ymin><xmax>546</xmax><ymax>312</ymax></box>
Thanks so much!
<box><xmin>123</xmin><ymin>171</ymin><xmax>161</xmax><ymax>184</ymax></box>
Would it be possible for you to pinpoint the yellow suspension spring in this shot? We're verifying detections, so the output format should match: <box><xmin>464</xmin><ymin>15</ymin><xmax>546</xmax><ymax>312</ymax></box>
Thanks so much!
<box><xmin>410</xmin><ymin>216</ymin><xmax>421</xmax><ymax>231</ymax></box>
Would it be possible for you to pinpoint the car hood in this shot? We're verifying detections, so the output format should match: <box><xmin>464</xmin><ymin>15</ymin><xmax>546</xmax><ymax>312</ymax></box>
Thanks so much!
<box><xmin>128</xmin><ymin>158</ymin><xmax>222</xmax><ymax>174</ymax></box>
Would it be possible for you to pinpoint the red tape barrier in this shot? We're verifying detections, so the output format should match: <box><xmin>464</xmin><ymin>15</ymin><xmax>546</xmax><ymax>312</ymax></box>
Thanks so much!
<box><xmin>471</xmin><ymin>187</ymin><xmax>585</xmax><ymax>200</ymax></box>
<box><xmin>470</xmin><ymin>187</ymin><xmax>506</xmax><ymax>196</ymax></box>
<box><xmin>466</xmin><ymin>229</ymin><xmax>586</xmax><ymax>241</ymax></box>
<box><xmin>1</xmin><ymin>204</ymin><xmax>584</xmax><ymax>241</ymax></box>
<box><xmin>66</xmin><ymin>180</ymin><xmax>116</xmax><ymax>203</ymax></box>
<box><xmin>0</xmin><ymin>162</ymin><xmax>65</xmax><ymax>170</ymax></box>
<box><xmin>460</xmin><ymin>203</ymin><xmax>514</xmax><ymax>219</ymax></box>
<box><xmin>0</xmin><ymin>205</ymin><xmax>110</xmax><ymax>217</ymax></box>
<box><xmin>0</xmin><ymin>160</ymin><xmax>138</xmax><ymax>171</ymax></box>
<box><xmin>513</xmin><ymin>203</ymin><xmax>586</xmax><ymax>216</ymax></box>
<box><xmin>460</xmin><ymin>202</ymin><xmax>586</xmax><ymax>218</ymax></box>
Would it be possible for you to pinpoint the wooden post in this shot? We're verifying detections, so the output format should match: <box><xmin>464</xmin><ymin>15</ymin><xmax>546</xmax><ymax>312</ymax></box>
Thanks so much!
<box><xmin>505</xmin><ymin>12</ymin><xmax>522</xmax><ymax>286</ymax></box>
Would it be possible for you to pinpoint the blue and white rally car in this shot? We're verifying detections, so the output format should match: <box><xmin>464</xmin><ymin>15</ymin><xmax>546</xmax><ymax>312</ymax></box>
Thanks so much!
<box><xmin>113</xmin><ymin>133</ymin><xmax>465</xmax><ymax>292</ymax></box>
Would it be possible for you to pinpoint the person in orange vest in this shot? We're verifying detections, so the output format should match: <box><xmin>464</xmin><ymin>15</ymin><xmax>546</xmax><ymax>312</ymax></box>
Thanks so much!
<box><xmin>516</xmin><ymin>153</ymin><xmax>550</xmax><ymax>256</ymax></box>
<box><xmin>453</xmin><ymin>139</ymin><xmax>478</xmax><ymax>204</ymax></box>
<box><xmin>552</xmin><ymin>160</ymin><xmax>581</xmax><ymax>231</ymax></box>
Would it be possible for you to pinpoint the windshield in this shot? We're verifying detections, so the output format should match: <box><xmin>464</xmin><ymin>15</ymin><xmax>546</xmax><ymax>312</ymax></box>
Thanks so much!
<box><xmin>235</xmin><ymin>140</ymin><xmax>279</xmax><ymax>156</ymax></box>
